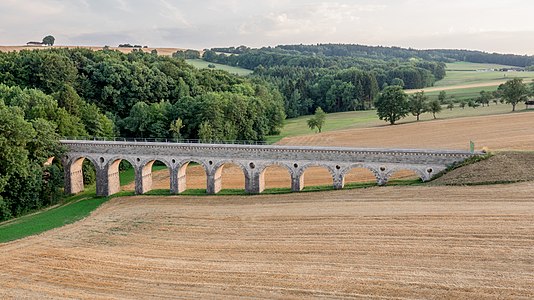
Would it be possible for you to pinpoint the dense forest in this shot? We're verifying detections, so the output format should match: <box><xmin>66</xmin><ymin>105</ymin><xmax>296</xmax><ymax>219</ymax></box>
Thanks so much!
<box><xmin>204</xmin><ymin>45</ymin><xmax>446</xmax><ymax>117</ymax></box>
<box><xmin>0</xmin><ymin>48</ymin><xmax>286</xmax><ymax>221</ymax></box>
<box><xmin>204</xmin><ymin>43</ymin><xmax>534</xmax><ymax>117</ymax></box>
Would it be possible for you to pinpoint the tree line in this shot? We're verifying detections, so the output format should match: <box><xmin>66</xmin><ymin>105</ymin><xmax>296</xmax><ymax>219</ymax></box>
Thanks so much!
<box><xmin>374</xmin><ymin>78</ymin><xmax>534</xmax><ymax>125</ymax></box>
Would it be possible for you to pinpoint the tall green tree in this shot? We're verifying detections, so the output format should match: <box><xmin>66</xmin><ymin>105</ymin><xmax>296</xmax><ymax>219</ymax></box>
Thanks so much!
<box><xmin>428</xmin><ymin>99</ymin><xmax>442</xmax><ymax>119</ymax></box>
<box><xmin>42</xmin><ymin>35</ymin><xmax>55</xmax><ymax>46</ymax></box>
<box><xmin>409</xmin><ymin>91</ymin><xmax>428</xmax><ymax>121</ymax></box>
<box><xmin>498</xmin><ymin>78</ymin><xmax>529</xmax><ymax>111</ymax></box>
<box><xmin>438</xmin><ymin>90</ymin><xmax>447</xmax><ymax>104</ymax></box>
<box><xmin>307</xmin><ymin>107</ymin><xmax>326</xmax><ymax>133</ymax></box>
<box><xmin>375</xmin><ymin>86</ymin><xmax>409</xmax><ymax>125</ymax></box>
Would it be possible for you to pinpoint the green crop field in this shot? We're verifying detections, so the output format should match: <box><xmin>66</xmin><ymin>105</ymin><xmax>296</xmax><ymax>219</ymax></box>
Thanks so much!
<box><xmin>434</xmin><ymin>63</ymin><xmax>534</xmax><ymax>87</ymax></box>
<box><xmin>405</xmin><ymin>62</ymin><xmax>534</xmax><ymax>102</ymax></box>
<box><xmin>186</xmin><ymin>59</ymin><xmax>253</xmax><ymax>76</ymax></box>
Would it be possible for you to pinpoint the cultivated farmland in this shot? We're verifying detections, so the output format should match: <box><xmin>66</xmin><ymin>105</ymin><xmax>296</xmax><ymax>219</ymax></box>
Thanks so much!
<box><xmin>3</xmin><ymin>92</ymin><xmax>534</xmax><ymax>299</ymax></box>
<box><xmin>1</xmin><ymin>183</ymin><xmax>533</xmax><ymax>298</ymax></box>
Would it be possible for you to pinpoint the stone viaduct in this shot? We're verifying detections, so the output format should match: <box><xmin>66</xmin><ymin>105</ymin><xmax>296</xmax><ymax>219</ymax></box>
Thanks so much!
<box><xmin>61</xmin><ymin>140</ymin><xmax>480</xmax><ymax>197</ymax></box>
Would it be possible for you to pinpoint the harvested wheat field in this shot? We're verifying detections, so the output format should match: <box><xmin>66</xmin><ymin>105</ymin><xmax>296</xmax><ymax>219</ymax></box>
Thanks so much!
<box><xmin>279</xmin><ymin>111</ymin><xmax>534</xmax><ymax>151</ymax></box>
<box><xmin>1</xmin><ymin>183</ymin><xmax>534</xmax><ymax>299</ymax></box>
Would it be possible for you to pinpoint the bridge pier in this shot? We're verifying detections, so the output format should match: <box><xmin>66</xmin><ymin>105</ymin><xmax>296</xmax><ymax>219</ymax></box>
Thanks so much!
<box><xmin>291</xmin><ymin>173</ymin><xmax>304</xmax><ymax>192</ymax></box>
<box><xmin>102</xmin><ymin>160</ymin><xmax>121</xmax><ymax>196</ymax></box>
<box><xmin>333</xmin><ymin>173</ymin><xmax>345</xmax><ymax>190</ymax></box>
<box><xmin>64</xmin><ymin>157</ymin><xmax>85</xmax><ymax>195</ymax></box>
<box><xmin>135</xmin><ymin>162</ymin><xmax>153</xmax><ymax>195</ymax></box>
<box><xmin>207</xmin><ymin>167</ymin><xmax>223</xmax><ymax>195</ymax></box>
<box><xmin>171</xmin><ymin>165</ymin><xmax>183</xmax><ymax>194</ymax></box>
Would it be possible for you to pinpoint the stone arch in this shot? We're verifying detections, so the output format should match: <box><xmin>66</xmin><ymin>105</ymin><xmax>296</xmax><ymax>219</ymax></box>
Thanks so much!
<box><xmin>63</xmin><ymin>155</ymin><xmax>99</xmax><ymax>195</ymax></box>
<box><xmin>296</xmin><ymin>163</ymin><xmax>337</xmax><ymax>191</ymax></box>
<box><xmin>210</xmin><ymin>160</ymin><xmax>249</xmax><ymax>193</ymax></box>
<box><xmin>136</xmin><ymin>158</ymin><xmax>173</xmax><ymax>195</ymax></box>
<box><xmin>340</xmin><ymin>163</ymin><xmax>380</xmax><ymax>188</ymax></box>
<box><xmin>257</xmin><ymin>162</ymin><xmax>295</xmax><ymax>192</ymax></box>
<box><xmin>386</xmin><ymin>166</ymin><xmax>428</xmax><ymax>184</ymax></box>
<box><xmin>176</xmin><ymin>158</ymin><xmax>209</xmax><ymax>194</ymax></box>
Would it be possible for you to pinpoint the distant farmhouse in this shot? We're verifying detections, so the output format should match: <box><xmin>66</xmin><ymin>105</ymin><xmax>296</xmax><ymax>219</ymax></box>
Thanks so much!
<box><xmin>26</xmin><ymin>41</ymin><xmax>45</xmax><ymax>46</ymax></box>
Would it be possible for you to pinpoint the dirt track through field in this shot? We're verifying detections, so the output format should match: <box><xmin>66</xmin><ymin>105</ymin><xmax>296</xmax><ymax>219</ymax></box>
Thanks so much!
<box><xmin>1</xmin><ymin>183</ymin><xmax>533</xmax><ymax>299</ymax></box>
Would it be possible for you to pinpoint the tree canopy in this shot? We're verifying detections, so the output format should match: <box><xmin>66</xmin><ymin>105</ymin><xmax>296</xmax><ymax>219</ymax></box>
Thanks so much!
<box><xmin>497</xmin><ymin>78</ymin><xmax>529</xmax><ymax>111</ymax></box>
<box><xmin>42</xmin><ymin>35</ymin><xmax>55</xmax><ymax>46</ymax></box>
<box><xmin>375</xmin><ymin>86</ymin><xmax>409</xmax><ymax>125</ymax></box>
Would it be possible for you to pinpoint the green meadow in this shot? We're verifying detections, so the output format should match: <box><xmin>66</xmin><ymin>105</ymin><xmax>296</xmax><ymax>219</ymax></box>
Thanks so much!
<box><xmin>186</xmin><ymin>59</ymin><xmax>253</xmax><ymax>76</ymax></box>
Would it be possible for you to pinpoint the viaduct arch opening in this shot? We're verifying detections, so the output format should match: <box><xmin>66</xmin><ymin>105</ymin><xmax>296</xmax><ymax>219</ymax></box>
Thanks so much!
<box><xmin>260</xmin><ymin>164</ymin><xmax>292</xmax><ymax>192</ymax></box>
<box><xmin>177</xmin><ymin>160</ymin><xmax>208</xmax><ymax>194</ymax></box>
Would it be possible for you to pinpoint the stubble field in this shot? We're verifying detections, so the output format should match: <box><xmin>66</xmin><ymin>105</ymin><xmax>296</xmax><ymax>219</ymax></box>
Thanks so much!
<box><xmin>1</xmin><ymin>183</ymin><xmax>533</xmax><ymax>299</ymax></box>
<box><xmin>2</xmin><ymin>111</ymin><xmax>534</xmax><ymax>298</ymax></box>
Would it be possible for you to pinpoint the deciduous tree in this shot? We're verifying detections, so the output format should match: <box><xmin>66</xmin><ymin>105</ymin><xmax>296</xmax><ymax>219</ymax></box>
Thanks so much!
<box><xmin>375</xmin><ymin>86</ymin><xmax>409</xmax><ymax>125</ymax></box>
<box><xmin>307</xmin><ymin>107</ymin><xmax>326</xmax><ymax>133</ymax></box>
<box><xmin>409</xmin><ymin>91</ymin><xmax>428</xmax><ymax>121</ymax></box>
<box><xmin>498</xmin><ymin>78</ymin><xmax>528</xmax><ymax>111</ymax></box>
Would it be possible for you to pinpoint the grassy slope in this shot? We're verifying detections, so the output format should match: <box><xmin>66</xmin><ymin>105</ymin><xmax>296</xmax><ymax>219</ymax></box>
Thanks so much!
<box><xmin>0</xmin><ymin>166</ymin><xmax>148</xmax><ymax>243</ymax></box>
<box><xmin>410</xmin><ymin>62</ymin><xmax>534</xmax><ymax>100</ymax></box>
<box><xmin>185</xmin><ymin>59</ymin><xmax>252</xmax><ymax>76</ymax></box>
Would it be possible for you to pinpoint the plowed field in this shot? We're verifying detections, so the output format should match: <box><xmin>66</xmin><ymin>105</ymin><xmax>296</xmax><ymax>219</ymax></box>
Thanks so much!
<box><xmin>2</xmin><ymin>183</ymin><xmax>533</xmax><ymax>298</ymax></box>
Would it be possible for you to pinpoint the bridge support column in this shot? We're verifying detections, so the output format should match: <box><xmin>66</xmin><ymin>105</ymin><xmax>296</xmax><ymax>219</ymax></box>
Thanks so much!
<box><xmin>64</xmin><ymin>157</ymin><xmax>85</xmax><ymax>195</ymax></box>
<box><xmin>291</xmin><ymin>173</ymin><xmax>304</xmax><ymax>192</ymax></box>
<box><xmin>135</xmin><ymin>162</ymin><xmax>153</xmax><ymax>195</ymax></box>
<box><xmin>103</xmin><ymin>160</ymin><xmax>121</xmax><ymax>196</ymax></box>
<box><xmin>170</xmin><ymin>166</ymin><xmax>180</xmax><ymax>194</ymax></box>
<box><xmin>245</xmin><ymin>170</ymin><xmax>263</xmax><ymax>194</ymax></box>
<box><xmin>207</xmin><ymin>168</ymin><xmax>223</xmax><ymax>195</ymax></box>
<box><xmin>333</xmin><ymin>174</ymin><xmax>345</xmax><ymax>190</ymax></box>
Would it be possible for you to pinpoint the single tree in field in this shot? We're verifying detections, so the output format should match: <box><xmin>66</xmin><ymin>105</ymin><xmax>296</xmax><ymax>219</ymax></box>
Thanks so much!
<box><xmin>307</xmin><ymin>107</ymin><xmax>326</xmax><ymax>133</ymax></box>
<box><xmin>375</xmin><ymin>85</ymin><xmax>409</xmax><ymax>125</ymax></box>
<box><xmin>446</xmin><ymin>101</ymin><xmax>454</xmax><ymax>111</ymax></box>
<box><xmin>42</xmin><ymin>35</ymin><xmax>55</xmax><ymax>46</ymax></box>
<box><xmin>409</xmin><ymin>91</ymin><xmax>428</xmax><ymax>121</ymax></box>
<box><xmin>498</xmin><ymin>78</ymin><xmax>529</xmax><ymax>111</ymax></box>
<box><xmin>438</xmin><ymin>90</ymin><xmax>447</xmax><ymax>104</ymax></box>
<box><xmin>428</xmin><ymin>99</ymin><xmax>442</xmax><ymax>119</ymax></box>
<box><xmin>459</xmin><ymin>100</ymin><xmax>467</xmax><ymax>109</ymax></box>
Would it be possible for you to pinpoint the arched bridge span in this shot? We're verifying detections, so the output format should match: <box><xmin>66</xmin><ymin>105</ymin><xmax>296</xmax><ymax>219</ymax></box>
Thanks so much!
<box><xmin>60</xmin><ymin>140</ymin><xmax>481</xmax><ymax>196</ymax></box>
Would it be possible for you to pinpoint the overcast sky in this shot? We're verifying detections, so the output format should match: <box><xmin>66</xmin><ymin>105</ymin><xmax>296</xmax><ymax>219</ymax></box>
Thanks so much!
<box><xmin>1</xmin><ymin>0</ymin><xmax>533</xmax><ymax>54</ymax></box>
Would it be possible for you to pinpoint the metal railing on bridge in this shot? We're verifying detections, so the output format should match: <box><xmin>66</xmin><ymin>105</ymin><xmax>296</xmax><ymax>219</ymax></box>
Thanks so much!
<box><xmin>62</xmin><ymin>136</ymin><xmax>268</xmax><ymax>145</ymax></box>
